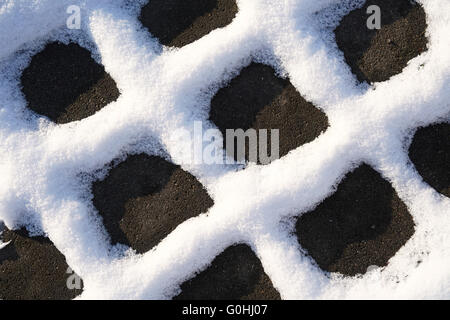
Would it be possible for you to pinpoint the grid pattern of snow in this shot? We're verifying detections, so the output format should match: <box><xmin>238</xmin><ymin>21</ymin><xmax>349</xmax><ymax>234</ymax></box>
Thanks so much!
<box><xmin>0</xmin><ymin>0</ymin><xmax>449</xmax><ymax>299</ymax></box>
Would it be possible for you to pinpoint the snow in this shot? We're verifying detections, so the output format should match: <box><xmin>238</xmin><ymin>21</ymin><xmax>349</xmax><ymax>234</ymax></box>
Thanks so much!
<box><xmin>0</xmin><ymin>239</ymin><xmax>10</xmax><ymax>250</ymax></box>
<box><xmin>0</xmin><ymin>0</ymin><xmax>449</xmax><ymax>299</ymax></box>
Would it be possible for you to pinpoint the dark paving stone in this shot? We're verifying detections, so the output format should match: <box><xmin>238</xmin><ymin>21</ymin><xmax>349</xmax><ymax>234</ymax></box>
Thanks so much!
<box><xmin>295</xmin><ymin>164</ymin><xmax>415</xmax><ymax>276</ymax></box>
<box><xmin>139</xmin><ymin>0</ymin><xmax>238</xmax><ymax>48</ymax></box>
<box><xmin>0</xmin><ymin>226</ymin><xmax>83</xmax><ymax>300</ymax></box>
<box><xmin>92</xmin><ymin>154</ymin><xmax>214</xmax><ymax>254</ymax></box>
<box><xmin>209</xmin><ymin>63</ymin><xmax>329</xmax><ymax>164</ymax></box>
<box><xmin>334</xmin><ymin>0</ymin><xmax>427</xmax><ymax>83</ymax></box>
<box><xmin>175</xmin><ymin>244</ymin><xmax>281</xmax><ymax>300</ymax></box>
<box><xmin>21</xmin><ymin>42</ymin><xmax>120</xmax><ymax>124</ymax></box>
<box><xmin>409</xmin><ymin>123</ymin><xmax>450</xmax><ymax>198</ymax></box>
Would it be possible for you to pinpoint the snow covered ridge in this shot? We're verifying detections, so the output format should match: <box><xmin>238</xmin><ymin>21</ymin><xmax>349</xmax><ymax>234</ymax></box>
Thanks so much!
<box><xmin>0</xmin><ymin>0</ymin><xmax>448</xmax><ymax>299</ymax></box>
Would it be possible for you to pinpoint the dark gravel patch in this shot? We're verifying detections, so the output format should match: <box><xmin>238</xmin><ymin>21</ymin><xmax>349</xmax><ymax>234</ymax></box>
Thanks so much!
<box><xmin>334</xmin><ymin>0</ymin><xmax>427</xmax><ymax>83</ymax></box>
<box><xmin>0</xmin><ymin>226</ymin><xmax>83</xmax><ymax>300</ymax></box>
<box><xmin>92</xmin><ymin>154</ymin><xmax>214</xmax><ymax>254</ymax></box>
<box><xmin>295</xmin><ymin>164</ymin><xmax>415</xmax><ymax>276</ymax></box>
<box><xmin>175</xmin><ymin>244</ymin><xmax>281</xmax><ymax>300</ymax></box>
<box><xmin>21</xmin><ymin>42</ymin><xmax>120</xmax><ymax>124</ymax></box>
<box><xmin>139</xmin><ymin>0</ymin><xmax>238</xmax><ymax>48</ymax></box>
<box><xmin>209</xmin><ymin>63</ymin><xmax>329</xmax><ymax>164</ymax></box>
<box><xmin>409</xmin><ymin>123</ymin><xmax>450</xmax><ymax>198</ymax></box>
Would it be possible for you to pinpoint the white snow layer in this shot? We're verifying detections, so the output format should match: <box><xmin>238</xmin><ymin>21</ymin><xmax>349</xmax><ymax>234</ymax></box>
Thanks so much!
<box><xmin>0</xmin><ymin>0</ymin><xmax>449</xmax><ymax>299</ymax></box>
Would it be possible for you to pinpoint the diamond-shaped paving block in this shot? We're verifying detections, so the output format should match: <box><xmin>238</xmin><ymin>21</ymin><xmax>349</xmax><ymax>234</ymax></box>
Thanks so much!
<box><xmin>21</xmin><ymin>42</ymin><xmax>120</xmax><ymax>124</ymax></box>
<box><xmin>409</xmin><ymin>123</ymin><xmax>450</xmax><ymax>198</ymax></box>
<box><xmin>92</xmin><ymin>154</ymin><xmax>214</xmax><ymax>254</ymax></box>
<box><xmin>0</xmin><ymin>226</ymin><xmax>83</xmax><ymax>300</ymax></box>
<box><xmin>209</xmin><ymin>63</ymin><xmax>329</xmax><ymax>164</ymax></box>
<box><xmin>139</xmin><ymin>0</ymin><xmax>238</xmax><ymax>47</ymax></box>
<box><xmin>296</xmin><ymin>164</ymin><xmax>415</xmax><ymax>276</ymax></box>
<box><xmin>334</xmin><ymin>0</ymin><xmax>427</xmax><ymax>83</ymax></box>
<box><xmin>175</xmin><ymin>244</ymin><xmax>280</xmax><ymax>300</ymax></box>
